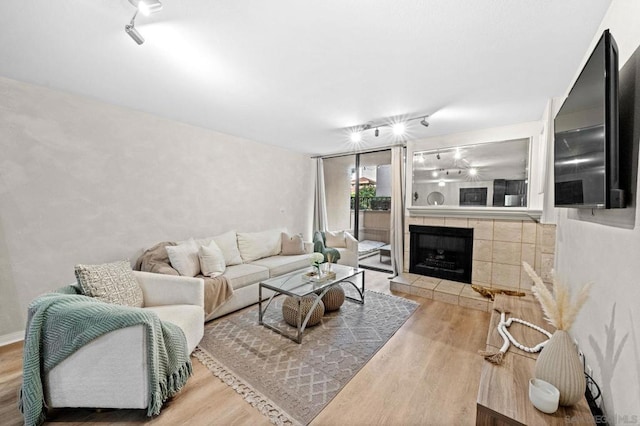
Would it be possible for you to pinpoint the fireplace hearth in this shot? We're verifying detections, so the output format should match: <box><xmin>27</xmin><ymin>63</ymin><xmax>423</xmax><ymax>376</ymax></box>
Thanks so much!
<box><xmin>409</xmin><ymin>225</ymin><xmax>474</xmax><ymax>284</ymax></box>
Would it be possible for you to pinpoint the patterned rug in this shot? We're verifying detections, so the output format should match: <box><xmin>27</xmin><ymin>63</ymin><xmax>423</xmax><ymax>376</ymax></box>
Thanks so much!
<box><xmin>194</xmin><ymin>287</ymin><xmax>418</xmax><ymax>425</ymax></box>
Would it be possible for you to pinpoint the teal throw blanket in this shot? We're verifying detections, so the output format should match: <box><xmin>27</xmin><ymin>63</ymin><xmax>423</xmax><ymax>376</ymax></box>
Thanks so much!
<box><xmin>19</xmin><ymin>287</ymin><xmax>192</xmax><ymax>426</ymax></box>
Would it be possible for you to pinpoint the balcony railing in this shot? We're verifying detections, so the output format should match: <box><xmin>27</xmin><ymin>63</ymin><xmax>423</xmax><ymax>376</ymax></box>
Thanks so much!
<box><xmin>350</xmin><ymin>196</ymin><xmax>391</xmax><ymax>211</ymax></box>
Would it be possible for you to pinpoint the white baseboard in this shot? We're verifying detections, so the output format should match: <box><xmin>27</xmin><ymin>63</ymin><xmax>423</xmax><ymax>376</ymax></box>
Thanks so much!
<box><xmin>0</xmin><ymin>331</ymin><xmax>24</xmax><ymax>347</ymax></box>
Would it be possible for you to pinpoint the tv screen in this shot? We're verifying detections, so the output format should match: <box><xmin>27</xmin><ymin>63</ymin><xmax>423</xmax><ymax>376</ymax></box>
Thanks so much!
<box><xmin>554</xmin><ymin>29</ymin><xmax>620</xmax><ymax>208</ymax></box>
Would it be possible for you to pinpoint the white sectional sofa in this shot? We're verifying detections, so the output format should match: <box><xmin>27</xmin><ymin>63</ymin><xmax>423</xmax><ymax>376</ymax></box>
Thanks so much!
<box><xmin>136</xmin><ymin>228</ymin><xmax>313</xmax><ymax>321</ymax></box>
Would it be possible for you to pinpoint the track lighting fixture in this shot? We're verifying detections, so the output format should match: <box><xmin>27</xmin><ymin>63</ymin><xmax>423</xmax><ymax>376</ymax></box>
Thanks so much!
<box><xmin>347</xmin><ymin>114</ymin><xmax>431</xmax><ymax>143</ymax></box>
<box><xmin>436</xmin><ymin>153</ymin><xmax>441</xmax><ymax>160</ymax></box>
<box><xmin>125</xmin><ymin>0</ymin><xmax>163</xmax><ymax>45</ymax></box>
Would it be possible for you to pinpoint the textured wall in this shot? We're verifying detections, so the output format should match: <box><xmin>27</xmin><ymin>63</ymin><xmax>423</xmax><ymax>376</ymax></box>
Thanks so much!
<box><xmin>0</xmin><ymin>76</ymin><xmax>313</xmax><ymax>339</ymax></box>
<box><xmin>553</xmin><ymin>1</ymin><xmax>640</xmax><ymax>421</ymax></box>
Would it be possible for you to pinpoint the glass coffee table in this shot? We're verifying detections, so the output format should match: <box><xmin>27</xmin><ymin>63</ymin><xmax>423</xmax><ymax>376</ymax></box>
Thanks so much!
<box><xmin>258</xmin><ymin>263</ymin><xmax>365</xmax><ymax>343</ymax></box>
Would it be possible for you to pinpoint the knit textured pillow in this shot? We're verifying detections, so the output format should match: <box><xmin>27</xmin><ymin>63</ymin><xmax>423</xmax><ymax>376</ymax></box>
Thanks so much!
<box><xmin>75</xmin><ymin>260</ymin><xmax>144</xmax><ymax>307</ymax></box>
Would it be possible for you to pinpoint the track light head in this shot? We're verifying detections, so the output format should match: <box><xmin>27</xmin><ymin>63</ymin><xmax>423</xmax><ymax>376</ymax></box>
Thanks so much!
<box><xmin>125</xmin><ymin>0</ymin><xmax>162</xmax><ymax>44</ymax></box>
<box><xmin>420</xmin><ymin>116</ymin><xmax>430</xmax><ymax>127</ymax></box>
<box><xmin>125</xmin><ymin>23</ymin><xmax>144</xmax><ymax>44</ymax></box>
<box><xmin>375</xmin><ymin>128</ymin><xmax>379</xmax><ymax>137</ymax></box>
<box><xmin>436</xmin><ymin>153</ymin><xmax>441</xmax><ymax>160</ymax></box>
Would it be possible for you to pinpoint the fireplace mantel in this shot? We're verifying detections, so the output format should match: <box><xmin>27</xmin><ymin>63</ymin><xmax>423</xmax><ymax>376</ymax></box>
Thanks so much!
<box><xmin>407</xmin><ymin>206</ymin><xmax>542</xmax><ymax>221</ymax></box>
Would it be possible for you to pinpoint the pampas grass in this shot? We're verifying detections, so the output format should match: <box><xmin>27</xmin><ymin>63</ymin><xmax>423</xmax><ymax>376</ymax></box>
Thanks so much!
<box><xmin>522</xmin><ymin>262</ymin><xmax>591</xmax><ymax>331</ymax></box>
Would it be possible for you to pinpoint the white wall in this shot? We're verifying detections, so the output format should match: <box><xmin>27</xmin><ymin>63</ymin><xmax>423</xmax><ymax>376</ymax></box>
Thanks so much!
<box><xmin>552</xmin><ymin>0</ymin><xmax>640</xmax><ymax>421</ymax></box>
<box><xmin>0</xmin><ymin>76</ymin><xmax>314</xmax><ymax>341</ymax></box>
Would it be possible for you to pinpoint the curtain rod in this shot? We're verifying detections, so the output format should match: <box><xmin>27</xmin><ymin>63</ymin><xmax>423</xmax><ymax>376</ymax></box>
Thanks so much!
<box><xmin>311</xmin><ymin>143</ymin><xmax>406</xmax><ymax>159</ymax></box>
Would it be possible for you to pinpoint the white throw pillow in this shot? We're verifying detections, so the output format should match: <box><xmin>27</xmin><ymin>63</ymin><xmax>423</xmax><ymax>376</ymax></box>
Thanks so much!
<box><xmin>199</xmin><ymin>240</ymin><xmax>226</xmax><ymax>278</ymax></box>
<box><xmin>325</xmin><ymin>230</ymin><xmax>347</xmax><ymax>248</ymax></box>
<box><xmin>212</xmin><ymin>230</ymin><xmax>243</xmax><ymax>266</ymax></box>
<box><xmin>281</xmin><ymin>232</ymin><xmax>306</xmax><ymax>255</ymax></box>
<box><xmin>166</xmin><ymin>238</ymin><xmax>201</xmax><ymax>277</ymax></box>
<box><xmin>237</xmin><ymin>228</ymin><xmax>284</xmax><ymax>262</ymax></box>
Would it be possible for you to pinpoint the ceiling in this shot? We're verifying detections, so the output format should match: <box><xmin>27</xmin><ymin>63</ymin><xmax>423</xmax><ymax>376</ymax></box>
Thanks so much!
<box><xmin>0</xmin><ymin>1</ymin><xmax>611</xmax><ymax>156</ymax></box>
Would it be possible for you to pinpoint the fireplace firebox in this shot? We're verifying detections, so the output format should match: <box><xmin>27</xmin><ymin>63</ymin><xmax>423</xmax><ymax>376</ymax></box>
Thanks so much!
<box><xmin>409</xmin><ymin>225</ymin><xmax>474</xmax><ymax>284</ymax></box>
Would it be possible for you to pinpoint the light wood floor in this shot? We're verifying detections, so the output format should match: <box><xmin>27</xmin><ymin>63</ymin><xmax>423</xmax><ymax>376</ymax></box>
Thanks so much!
<box><xmin>0</xmin><ymin>269</ymin><xmax>490</xmax><ymax>425</ymax></box>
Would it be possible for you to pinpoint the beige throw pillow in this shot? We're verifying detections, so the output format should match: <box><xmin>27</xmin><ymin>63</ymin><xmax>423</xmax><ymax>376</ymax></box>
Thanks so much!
<box><xmin>199</xmin><ymin>240</ymin><xmax>226</xmax><ymax>278</ymax></box>
<box><xmin>75</xmin><ymin>260</ymin><xmax>143</xmax><ymax>307</ymax></box>
<box><xmin>281</xmin><ymin>232</ymin><xmax>305</xmax><ymax>255</ymax></box>
<box><xmin>325</xmin><ymin>230</ymin><xmax>347</xmax><ymax>248</ymax></box>
<box><xmin>212</xmin><ymin>231</ymin><xmax>243</xmax><ymax>266</ymax></box>
<box><xmin>166</xmin><ymin>238</ymin><xmax>201</xmax><ymax>277</ymax></box>
<box><xmin>237</xmin><ymin>228</ymin><xmax>283</xmax><ymax>262</ymax></box>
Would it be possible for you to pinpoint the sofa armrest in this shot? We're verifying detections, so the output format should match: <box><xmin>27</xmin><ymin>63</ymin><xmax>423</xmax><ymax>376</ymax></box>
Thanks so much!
<box><xmin>344</xmin><ymin>231</ymin><xmax>359</xmax><ymax>254</ymax></box>
<box><xmin>133</xmin><ymin>271</ymin><xmax>204</xmax><ymax>308</ymax></box>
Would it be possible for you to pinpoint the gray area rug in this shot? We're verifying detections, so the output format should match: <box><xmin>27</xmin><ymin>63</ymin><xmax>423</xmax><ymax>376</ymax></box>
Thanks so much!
<box><xmin>194</xmin><ymin>287</ymin><xmax>418</xmax><ymax>425</ymax></box>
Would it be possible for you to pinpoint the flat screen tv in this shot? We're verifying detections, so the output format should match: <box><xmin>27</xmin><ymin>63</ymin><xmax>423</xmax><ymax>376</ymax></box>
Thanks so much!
<box><xmin>554</xmin><ymin>29</ymin><xmax>624</xmax><ymax>209</ymax></box>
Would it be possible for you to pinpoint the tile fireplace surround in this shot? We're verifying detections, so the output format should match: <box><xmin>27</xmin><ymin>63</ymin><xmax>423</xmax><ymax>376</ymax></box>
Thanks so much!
<box><xmin>391</xmin><ymin>216</ymin><xmax>556</xmax><ymax>311</ymax></box>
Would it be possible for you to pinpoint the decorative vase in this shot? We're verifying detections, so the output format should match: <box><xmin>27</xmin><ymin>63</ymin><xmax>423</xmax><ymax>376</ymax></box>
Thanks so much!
<box><xmin>534</xmin><ymin>330</ymin><xmax>585</xmax><ymax>406</ymax></box>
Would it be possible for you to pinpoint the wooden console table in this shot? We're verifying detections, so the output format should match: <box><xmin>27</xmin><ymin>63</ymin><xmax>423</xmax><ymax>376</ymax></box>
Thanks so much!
<box><xmin>476</xmin><ymin>294</ymin><xmax>594</xmax><ymax>425</ymax></box>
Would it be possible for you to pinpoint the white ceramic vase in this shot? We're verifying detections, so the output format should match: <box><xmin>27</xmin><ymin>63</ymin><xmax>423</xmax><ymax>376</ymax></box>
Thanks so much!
<box><xmin>534</xmin><ymin>330</ymin><xmax>586</xmax><ymax>406</ymax></box>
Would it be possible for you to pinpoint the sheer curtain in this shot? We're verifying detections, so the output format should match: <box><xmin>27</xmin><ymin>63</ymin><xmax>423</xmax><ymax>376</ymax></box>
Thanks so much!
<box><xmin>313</xmin><ymin>158</ymin><xmax>328</xmax><ymax>232</ymax></box>
<box><xmin>390</xmin><ymin>146</ymin><xmax>406</xmax><ymax>277</ymax></box>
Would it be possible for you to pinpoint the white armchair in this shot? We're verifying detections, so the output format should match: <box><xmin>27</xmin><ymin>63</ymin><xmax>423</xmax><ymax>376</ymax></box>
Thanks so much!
<box><xmin>44</xmin><ymin>271</ymin><xmax>204</xmax><ymax>410</ymax></box>
<box><xmin>313</xmin><ymin>230</ymin><xmax>359</xmax><ymax>268</ymax></box>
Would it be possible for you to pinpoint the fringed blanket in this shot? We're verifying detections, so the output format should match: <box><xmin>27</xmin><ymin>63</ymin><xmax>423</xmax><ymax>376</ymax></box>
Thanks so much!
<box><xmin>19</xmin><ymin>288</ymin><xmax>192</xmax><ymax>426</ymax></box>
<box><xmin>135</xmin><ymin>242</ymin><xmax>233</xmax><ymax>320</ymax></box>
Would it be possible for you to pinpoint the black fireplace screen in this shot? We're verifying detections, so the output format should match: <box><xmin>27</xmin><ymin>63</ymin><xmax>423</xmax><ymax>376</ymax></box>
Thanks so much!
<box><xmin>409</xmin><ymin>225</ymin><xmax>473</xmax><ymax>284</ymax></box>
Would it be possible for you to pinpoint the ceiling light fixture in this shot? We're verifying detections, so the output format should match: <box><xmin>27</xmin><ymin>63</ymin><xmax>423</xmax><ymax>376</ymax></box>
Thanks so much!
<box><xmin>347</xmin><ymin>114</ymin><xmax>430</xmax><ymax>143</ymax></box>
<box><xmin>469</xmin><ymin>168</ymin><xmax>478</xmax><ymax>176</ymax></box>
<box><xmin>392</xmin><ymin>123</ymin><xmax>405</xmax><ymax>136</ymax></box>
<box><xmin>125</xmin><ymin>0</ymin><xmax>163</xmax><ymax>45</ymax></box>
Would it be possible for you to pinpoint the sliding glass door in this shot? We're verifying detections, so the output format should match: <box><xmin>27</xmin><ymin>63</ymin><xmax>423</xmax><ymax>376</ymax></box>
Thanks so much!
<box><xmin>323</xmin><ymin>150</ymin><xmax>393</xmax><ymax>272</ymax></box>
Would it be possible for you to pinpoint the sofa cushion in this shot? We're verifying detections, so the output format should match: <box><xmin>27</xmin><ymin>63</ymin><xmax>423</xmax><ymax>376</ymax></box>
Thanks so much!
<box><xmin>75</xmin><ymin>260</ymin><xmax>143</xmax><ymax>308</ymax></box>
<box><xmin>251</xmin><ymin>254</ymin><xmax>311</xmax><ymax>278</ymax></box>
<box><xmin>166</xmin><ymin>239</ymin><xmax>200</xmax><ymax>277</ymax></box>
<box><xmin>198</xmin><ymin>240</ymin><xmax>226</xmax><ymax>278</ymax></box>
<box><xmin>212</xmin><ymin>231</ymin><xmax>243</xmax><ymax>266</ymax></box>
<box><xmin>237</xmin><ymin>228</ymin><xmax>283</xmax><ymax>262</ymax></box>
<box><xmin>281</xmin><ymin>232</ymin><xmax>305</xmax><ymax>255</ymax></box>
<box><xmin>222</xmin><ymin>263</ymin><xmax>270</xmax><ymax>291</ymax></box>
<box><xmin>144</xmin><ymin>305</ymin><xmax>204</xmax><ymax>353</ymax></box>
<box><xmin>325</xmin><ymin>230</ymin><xmax>348</xmax><ymax>248</ymax></box>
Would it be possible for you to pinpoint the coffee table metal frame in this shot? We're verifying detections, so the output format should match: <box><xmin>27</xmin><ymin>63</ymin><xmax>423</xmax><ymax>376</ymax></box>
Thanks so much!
<box><xmin>258</xmin><ymin>264</ymin><xmax>365</xmax><ymax>343</ymax></box>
